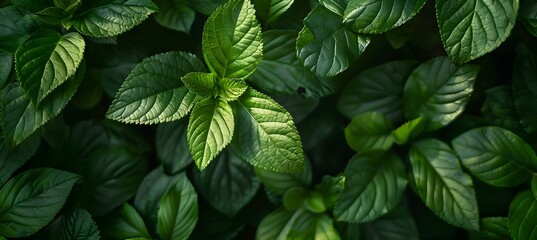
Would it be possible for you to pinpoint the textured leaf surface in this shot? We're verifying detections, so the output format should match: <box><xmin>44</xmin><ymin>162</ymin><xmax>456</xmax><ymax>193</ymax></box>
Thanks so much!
<box><xmin>520</xmin><ymin>1</ymin><xmax>537</xmax><ymax>37</ymax></box>
<box><xmin>452</xmin><ymin>127</ymin><xmax>533</xmax><ymax>187</ymax></box>
<box><xmin>0</xmin><ymin>133</ymin><xmax>40</xmax><ymax>186</ymax></box>
<box><xmin>297</xmin><ymin>6</ymin><xmax>369</xmax><ymax>78</ymax></box>
<box><xmin>344</xmin><ymin>0</ymin><xmax>427</xmax><ymax>33</ymax></box>
<box><xmin>256</xmin><ymin>207</ymin><xmax>295</xmax><ymax>239</ymax></box>
<box><xmin>154</xmin><ymin>0</ymin><xmax>195</xmax><ymax>33</ymax></box>
<box><xmin>319</xmin><ymin>0</ymin><xmax>348</xmax><ymax>16</ymax></box>
<box><xmin>0</xmin><ymin>168</ymin><xmax>79</xmax><ymax>238</ymax></box>
<box><xmin>187</xmin><ymin>97</ymin><xmax>234</xmax><ymax>170</ymax></box>
<box><xmin>202</xmin><ymin>0</ymin><xmax>263</xmax><ymax>79</ymax></box>
<box><xmin>337</xmin><ymin>61</ymin><xmax>418</xmax><ymax>122</ymax></box>
<box><xmin>156</xmin><ymin>120</ymin><xmax>192</xmax><ymax>174</ymax></box>
<box><xmin>403</xmin><ymin>57</ymin><xmax>479</xmax><ymax>131</ymax></box>
<box><xmin>391</xmin><ymin>117</ymin><xmax>425</xmax><ymax>145</ymax></box>
<box><xmin>73</xmin><ymin>0</ymin><xmax>158</xmax><ymax>37</ymax></box>
<box><xmin>344</xmin><ymin>112</ymin><xmax>395</xmax><ymax>153</ymax></box>
<box><xmin>254</xmin><ymin>160</ymin><xmax>312</xmax><ymax>195</ymax></box>
<box><xmin>0</xmin><ymin>6</ymin><xmax>35</xmax><ymax>52</ymax></box>
<box><xmin>107</xmin><ymin>51</ymin><xmax>205</xmax><ymax>124</ymax></box>
<box><xmin>513</xmin><ymin>47</ymin><xmax>537</xmax><ymax>136</ymax></box>
<box><xmin>102</xmin><ymin>203</ymin><xmax>151</xmax><ymax>239</ymax></box>
<box><xmin>254</xmin><ymin>0</ymin><xmax>294</xmax><ymax>23</ymax></box>
<box><xmin>181</xmin><ymin>72</ymin><xmax>216</xmax><ymax>98</ymax></box>
<box><xmin>410</xmin><ymin>139</ymin><xmax>479</xmax><ymax>231</ymax></box>
<box><xmin>469</xmin><ymin>217</ymin><xmax>510</xmax><ymax>240</ymax></box>
<box><xmin>361</xmin><ymin>205</ymin><xmax>419</xmax><ymax>240</ymax></box>
<box><xmin>533</xmin><ymin>176</ymin><xmax>537</xmax><ymax>199</ymax></box>
<box><xmin>59</xmin><ymin>209</ymin><xmax>100</xmax><ymax>240</ymax></box>
<box><xmin>509</xmin><ymin>191</ymin><xmax>537</xmax><ymax>240</ymax></box>
<box><xmin>249</xmin><ymin>30</ymin><xmax>336</xmax><ymax>98</ymax></box>
<box><xmin>232</xmin><ymin>88</ymin><xmax>304</xmax><ymax>173</ymax></box>
<box><xmin>15</xmin><ymin>29</ymin><xmax>85</xmax><ymax>105</ymax></box>
<box><xmin>334</xmin><ymin>151</ymin><xmax>407</xmax><ymax>223</ymax></box>
<box><xmin>436</xmin><ymin>0</ymin><xmax>518</xmax><ymax>64</ymax></box>
<box><xmin>158</xmin><ymin>175</ymin><xmax>198</xmax><ymax>240</ymax></box>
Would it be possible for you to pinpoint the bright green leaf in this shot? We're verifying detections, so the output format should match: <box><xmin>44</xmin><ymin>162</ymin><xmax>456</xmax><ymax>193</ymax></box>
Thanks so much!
<box><xmin>73</xmin><ymin>0</ymin><xmax>158</xmax><ymax>37</ymax></box>
<box><xmin>106</xmin><ymin>51</ymin><xmax>205</xmax><ymax>124</ymax></box>
<box><xmin>334</xmin><ymin>151</ymin><xmax>407</xmax><ymax>223</ymax></box>
<box><xmin>0</xmin><ymin>133</ymin><xmax>40</xmax><ymax>187</ymax></box>
<box><xmin>59</xmin><ymin>208</ymin><xmax>100</xmax><ymax>240</ymax></box>
<box><xmin>257</xmin><ymin>207</ymin><xmax>339</xmax><ymax>239</ymax></box>
<box><xmin>520</xmin><ymin>1</ymin><xmax>537</xmax><ymax>37</ymax></box>
<box><xmin>15</xmin><ymin>29</ymin><xmax>85</xmax><ymax>105</ymax></box>
<box><xmin>297</xmin><ymin>6</ymin><xmax>369</xmax><ymax>78</ymax></box>
<box><xmin>158</xmin><ymin>175</ymin><xmax>198</xmax><ymax>240</ymax></box>
<box><xmin>319</xmin><ymin>0</ymin><xmax>348</xmax><ymax>16</ymax></box>
<box><xmin>282</xmin><ymin>186</ymin><xmax>307</xmax><ymax>211</ymax></box>
<box><xmin>391</xmin><ymin>117</ymin><xmax>425</xmax><ymax>145</ymax></box>
<box><xmin>452</xmin><ymin>126</ymin><xmax>533</xmax><ymax>187</ymax></box>
<box><xmin>344</xmin><ymin>112</ymin><xmax>395</xmax><ymax>153</ymax></box>
<box><xmin>254</xmin><ymin>159</ymin><xmax>312</xmax><ymax>195</ymax></box>
<box><xmin>513</xmin><ymin>46</ymin><xmax>537</xmax><ymax>136</ymax></box>
<box><xmin>256</xmin><ymin>207</ymin><xmax>295</xmax><ymax>239</ymax></box>
<box><xmin>254</xmin><ymin>0</ymin><xmax>294</xmax><ymax>24</ymax></box>
<box><xmin>181</xmin><ymin>72</ymin><xmax>216</xmax><ymax>97</ymax></box>
<box><xmin>154</xmin><ymin>0</ymin><xmax>195</xmax><ymax>33</ymax></box>
<box><xmin>508</xmin><ymin>191</ymin><xmax>537</xmax><ymax>240</ymax></box>
<box><xmin>102</xmin><ymin>203</ymin><xmax>152</xmax><ymax>239</ymax></box>
<box><xmin>343</xmin><ymin>0</ymin><xmax>427</xmax><ymax>33</ymax></box>
<box><xmin>409</xmin><ymin>139</ymin><xmax>479</xmax><ymax>231</ymax></box>
<box><xmin>403</xmin><ymin>56</ymin><xmax>479</xmax><ymax>131</ymax></box>
<box><xmin>436</xmin><ymin>0</ymin><xmax>518</xmax><ymax>64</ymax></box>
<box><xmin>217</xmin><ymin>78</ymin><xmax>248</xmax><ymax>101</ymax></box>
<box><xmin>361</xmin><ymin>205</ymin><xmax>419</xmax><ymax>240</ymax></box>
<box><xmin>0</xmin><ymin>168</ymin><xmax>80</xmax><ymax>238</ymax></box>
<box><xmin>156</xmin><ymin>120</ymin><xmax>192</xmax><ymax>174</ymax></box>
<box><xmin>187</xmin><ymin>97</ymin><xmax>234</xmax><ymax>170</ymax></box>
<box><xmin>231</xmin><ymin>88</ymin><xmax>304</xmax><ymax>173</ymax></box>
<box><xmin>202</xmin><ymin>0</ymin><xmax>263</xmax><ymax>79</ymax></box>
<box><xmin>469</xmin><ymin>217</ymin><xmax>510</xmax><ymax>240</ymax></box>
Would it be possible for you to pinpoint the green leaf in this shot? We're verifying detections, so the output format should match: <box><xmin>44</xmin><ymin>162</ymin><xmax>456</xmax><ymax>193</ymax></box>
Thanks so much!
<box><xmin>102</xmin><ymin>203</ymin><xmax>152</xmax><ymax>239</ymax></box>
<box><xmin>35</xmin><ymin>7</ymin><xmax>67</xmax><ymax>25</ymax></box>
<box><xmin>181</xmin><ymin>72</ymin><xmax>216</xmax><ymax>97</ymax></box>
<box><xmin>186</xmin><ymin>0</ymin><xmax>227</xmax><ymax>15</ymax></box>
<box><xmin>11</xmin><ymin>0</ymin><xmax>51</xmax><ymax>13</ymax></box>
<box><xmin>344</xmin><ymin>112</ymin><xmax>395</xmax><ymax>153</ymax></box>
<box><xmin>403</xmin><ymin>56</ymin><xmax>479</xmax><ymax>131</ymax></box>
<box><xmin>257</xmin><ymin>207</ymin><xmax>339</xmax><ymax>239</ymax></box>
<box><xmin>193</xmin><ymin>148</ymin><xmax>260</xmax><ymax>217</ymax></box>
<box><xmin>41</xmin><ymin>116</ymin><xmax>70</xmax><ymax>150</ymax></box>
<box><xmin>254</xmin><ymin>159</ymin><xmax>312</xmax><ymax>195</ymax></box>
<box><xmin>106</xmin><ymin>51</ymin><xmax>206</xmax><ymax>124</ymax></box>
<box><xmin>409</xmin><ymin>139</ymin><xmax>479</xmax><ymax>231</ymax></box>
<box><xmin>254</xmin><ymin>0</ymin><xmax>294</xmax><ymax>24</ymax></box>
<box><xmin>231</xmin><ymin>88</ymin><xmax>304</xmax><ymax>173</ymax></box>
<box><xmin>202</xmin><ymin>0</ymin><xmax>263</xmax><ymax>79</ymax></box>
<box><xmin>0</xmin><ymin>50</ymin><xmax>11</xmax><ymax>88</ymax></box>
<box><xmin>217</xmin><ymin>78</ymin><xmax>248</xmax><ymax>101</ymax></box>
<box><xmin>508</xmin><ymin>191</ymin><xmax>537</xmax><ymax>240</ymax></box>
<box><xmin>158</xmin><ymin>175</ymin><xmax>198</xmax><ymax>240</ymax></box>
<box><xmin>0</xmin><ymin>133</ymin><xmax>40</xmax><ymax>186</ymax></box>
<box><xmin>15</xmin><ymin>29</ymin><xmax>85</xmax><ymax>105</ymax></box>
<box><xmin>513</xmin><ymin>46</ymin><xmax>537</xmax><ymax>136</ymax></box>
<box><xmin>319</xmin><ymin>0</ymin><xmax>348</xmax><ymax>16</ymax></box>
<box><xmin>0</xmin><ymin>6</ymin><xmax>35</xmax><ymax>52</ymax></box>
<box><xmin>361</xmin><ymin>205</ymin><xmax>419</xmax><ymax>240</ymax></box>
<box><xmin>73</xmin><ymin>0</ymin><xmax>158</xmax><ymax>37</ymax></box>
<box><xmin>452</xmin><ymin>126</ymin><xmax>534</xmax><ymax>187</ymax></box>
<box><xmin>0</xmin><ymin>62</ymin><xmax>84</xmax><ymax>147</ymax></box>
<box><xmin>54</xmin><ymin>0</ymin><xmax>81</xmax><ymax>11</ymax></box>
<box><xmin>469</xmin><ymin>217</ymin><xmax>510</xmax><ymax>240</ymax></box>
<box><xmin>156</xmin><ymin>120</ymin><xmax>192</xmax><ymax>174</ymax></box>
<box><xmin>297</xmin><ymin>6</ymin><xmax>370</xmax><ymax>78</ymax></box>
<box><xmin>436</xmin><ymin>0</ymin><xmax>518</xmax><ymax>64</ymax></box>
<box><xmin>481</xmin><ymin>86</ymin><xmax>524</xmax><ymax>134</ymax></box>
<box><xmin>187</xmin><ymin>97</ymin><xmax>234</xmax><ymax>170</ymax></box>
<box><xmin>391</xmin><ymin>117</ymin><xmax>425</xmax><ymax>145</ymax></box>
<box><xmin>154</xmin><ymin>0</ymin><xmax>195</xmax><ymax>33</ymax></box>
<box><xmin>337</xmin><ymin>61</ymin><xmax>418</xmax><ymax>122</ymax></box>
<box><xmin>533</xmin><ymin>176</ymin><xmax>537</xmax><ymax>199</ymax></box>
<box><xmin>0</xmin><ymin>168</ymin><xmax>80</xmax><ymax>238</ymax></box>
<box><xmin>256</xmin><ymin>207</ymin><xmax>295</xmax><ymax>239</ymax></box>
<box><xmin>315</xmin><ymin>175</ymin><xmax>345</xmax><ymax>210</ymax></box>
<box><xmin>59</xmin><ymin>208</ymin><xmax>100</xmax><ymax>240</ymax></box>
<box><xmin>343</xmin><ymin>0</ymin><xmax>427</xmax><ymax>33</ymax></box>
<box><xmin>334</xmin><ymin>151</ymin><xmax>407</xmax><ymax>223</ymax></box>
<box><xmin>249</xmin><ymin>30</ymin><xmax>336</xmax><ymax>98</ymax></box>
<box><xmin>520</xmin><ymin>1</ymin><xmax>537</xmax><ymax>37</ymax></box>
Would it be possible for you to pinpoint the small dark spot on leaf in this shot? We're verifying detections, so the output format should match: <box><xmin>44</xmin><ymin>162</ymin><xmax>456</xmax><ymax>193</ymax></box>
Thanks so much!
<box><xmin>297</xmin><ymin>87</ymin><xmax>306</xmax><ymax>95</ymax></box>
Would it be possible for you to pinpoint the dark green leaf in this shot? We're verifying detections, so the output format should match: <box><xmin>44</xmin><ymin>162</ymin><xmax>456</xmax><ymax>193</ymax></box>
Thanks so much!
<box><xmin>0</xmin><ymin>133</ymin><xmax>40</xmax><ymax>186</ymax></box>
<box><xmin>0</xmin><ymin>50</ymin><xmax>12</xmax><ymax>88</ymax></box>
<box><xmin>297</xmin><ymin>6</ymin><xmax>369</xmax><ymax>78</ymax></box>
<box><xmin>513</xmin><ymin>46</ymin><xmax>537</xmax><ymax>136</ymax></box>
<box><xmin>409</xmin><ymin>139</ymin><xmax>479</xmax><ymax>231</ymax></box>
<box><xmin>102</xmin><ymin>203</ymin><xmax>152</xmax><ymax>239</ymax></box>
<box><xmin>403</xmin><ymin>56</ymin><xmax>479</xmax><ymax>131</ymax></box>
<box><xmin>157</xmin><ymin>175</ymin><xmax>198</xmax><ymax>240</ymax></box>
<box><xmin>154</xmin><ymin>0</ymin><xmax>195</xmax><ymax>33</ymax></box>
<box><xmin>202</xmin><ymin>0</ymin><xmax>263</xmax><ymax>79</ymax></box>
<box><xmin>508</xmin><ymin>191</ymin><xmax>537</xmax><ymax>240</ymax></box>
<box><xmin>436</xmin><ymin>0</ymin><xmax>518</xmax><ymax>64</ymax></box>
<box><xmin>344</xmin><ymin>112</ymin><xmax>395</xmax><ymax>153</ymax></box>
<box><xmin>156</xmin><ymin>120</ymin><xmax>192</xmax><ymax>174</ymax></box>
<box><xmin>254</xmin><ymin>0</ymin><xmax>294</xmax><ymax>24</ymax></box>
<box><xmin>0</xmin><ymin>168</ymin><xmax>80</xmax><ymax>238</ymax></box>
<box><xmin>11</xmin><ymin>0</ymin><xmax>51</xmax><ymax>13</ymax></box>
<box><xmin>481</xmin><ymin>86</ymin><xmax>524</xmax><ymax>134</ymax></box>
<box><xmin>73</xmin><ymin>0</ymin><xmax>158</xmax><ymax>37</ymax></box>
<box><xmin>343</xmin><ymin>0</ymin><xmax>427</xmax><ymax>34</ymax></box>
<box><xmin>391</xmin><ymin>117</ymin><xmax>425</xmax><ymax>145</ymax></box>
<box><xmin>231</xmin><ymin>88</ymin><xmax>305</xmax><ymax>173</ymax></box>
<box><xmin>41</xmin><ymin>116</ymin><xmax>70</xmax><ymax>150</ymax></box>
<box><xmin>520</xmin><ymin>1</ymin><xmax>537</xmax><ymax>37</ymax></box>
<box><xmin>319</xmin><ymin>0</ymin><xmax>348</xmax><ymax>16</ymax></box>
<box><xmin>254</xmin><ymin>159</ymin><xmax>312</xmax><ymax>195</ymax></box>
<box><xmin>186</xmin><ymin>0</ymin><xmax>227</xmax><ymax>15</ymax></box>
<box><xmin>256</xmin><ymin>207</ymin><xmax>295</xmax><ymax>239</ymax></box>
<box><xmin>361</xmin><ymin>205</ymin><xmax>419</xmax><ymax>240</ymax></box>
<box><xmin>334</xmin><ymin>151</ymin><xmax>407</xmax><ymax>223</ymax></box>
<box><xmin>107</xmin><ymin>51</ymin><xmax>206</xmax><ymax>124</ymax></box>
<box><xmin>337</xmin><ymin>61</ymin><xmax>418</xmax><ymax>122</ymax></box>
<box><xmin>193</xmin><ymin>148</ymin><xmax>260</xmax><ymax>217</ymax></box>
<box><xmin>35</xmin><ymin>7</ymin><xmax>67</xmax><ymax>25</ymax></box>
<box><xmin>533</xmin><ymin>176</ymin><xmax>537</xmax><ymax>199</ymax></box>
<box><xmin>59</xmin><ymin>208</ymin><xmax>100</xmax><ymax>240</ymax></box>
<box><xmin>452</xmin><ymin>127</ymin><xmax>533</xmax><ymax>187</ymax></box>
<box><xmin>0</xmin><ymin>6</ymin><xmax>35</xmax><ymax>52</ymax></box>
<box><xmin>469</xmin><ymin>217</ymin><xmax>510</xmax><ymax>240</ymax></box>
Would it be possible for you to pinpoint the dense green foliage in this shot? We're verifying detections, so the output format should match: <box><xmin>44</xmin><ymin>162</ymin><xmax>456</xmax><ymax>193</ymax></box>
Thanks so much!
<box><xmin>0</xmin><ymin>0</ymin><xmax>536</xmax><ymax>239</ymax></box>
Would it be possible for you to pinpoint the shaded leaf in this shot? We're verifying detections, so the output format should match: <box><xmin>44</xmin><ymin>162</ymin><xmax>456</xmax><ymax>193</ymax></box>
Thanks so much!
<box><xmin>391</xmin><ymin>117</ymin><xmax>425</xmax><ymax>145</ymax></box>
<box><xmin>102</xmin><ymin>203</ymin><xmax>151</xmax><ymax>239</ymax></box>
<box><xmin>155</xmin><ymin>120</ymin><xmax>192</xmax><ymax>174</ymax></box>
<box><xmin>254</xmin><ymin>0</ymin><xmax>294</xmax><ymax>24</ymax></box>
<box><xmin>508</xmin><ymin>191</ymin><xmax>537</xmax><ymax>240</ymax></box>
<box><xmin>344</xmin><ymin>112</ymin><xmax>395</xmax><ymax>153</ymax></box>
<box><xmin>513</xmin><ymin>46</ymin><xmax>537</xmax><ymax>136</ymax></box>
<box><xmin>361</xmin><ymin>205</ymin><xmax>419</xmax><ymax>240</ymax></box>
<box><xmin>158</xmin><ymin>175</ymin><xmax>198</xmax><ymax>240</ymax></box>
<box><xmin>254</xmin><ymin>159</ymin><xmax>312</xmax><ymax>195</ymax></box>
<box><xmin>59</xmin><ymin>208</ymin><xmax>100</xmax><ymax>240</ymax></box>
<box><xmin>154</xmin><ymin>0</ymin><xmax>195</xmax><ymax>33</ymax></box>
<box><xmin>0</xmin><ymin>133</ymin><xmax>40</xmax><ymax>186</ymax></box>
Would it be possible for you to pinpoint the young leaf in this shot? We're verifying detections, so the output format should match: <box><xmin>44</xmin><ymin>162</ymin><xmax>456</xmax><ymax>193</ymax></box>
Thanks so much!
<box><xmin>101</xmin><ymin>203</ymin><xmax>152</xmax><ymax>239</ymax></box>
<box><xmin>15</xmin><ymin>29</ymin><xmax>85</xmax><ymax>105</ymax></box>
<box><xmin>508</xmin><ymin>191</ymin><xmax>537</xmax><ymax>240</ymax></box>
<box><xmin>73</xmin><ymin>0</ymin><xmax>158</xmax><ymax>37</ymax></box>
<box><xmin>0</xmin><ymin>6</ymin><xmax>35</xmax><ymax>52</ymax></box>
<box><xmin>153</xmin><ymin>0</ymin><xmax>195</xmax><ymax>33</ymax></box>
<box><xmin>409</xmin><ymin>139</ymin><xmax>479</xmax><ymax>231</ymax></box>
<box><xmin>187</xmin><ymin>97</ymin><xmax>234</xmax><ymax>170</ymax></box>
<box><xmin>343</xmin><ymin>0</ymin><xmax>427</xmax><ymax>34</ymax></box>
<box><xmin>469</xmin><ymin>217</ymin><xmax>510</xmax><ymax>240</ymax></box>
<box><xmin>297</xmin><ymin>6</ymin><xmax>369</xmax><ymax>78</ymax></box>
<box><xmin>217</xmin><ymin>78</ymin><xmax>248</xmax><ymax>101</ymax></box>
<box><xmin>361</xmin><ymin>205</ymin><xmax>419</xmax><ymax>240</ymax></box>
<box><xmin>334</xmin><ymin>151</ymin><xmax>407</xmax><ymax>223</ymax></box>
<box><xmin>181</xmin><ymin>72</ymin><xmax>216</xmax><ymax>97</ymax></box>
<box><xmin>254</xmin><ymin>159</ymin><xmax>312</xmax><ymax>195</ymax></box>
<box><xmin>156</xmin><ymin>120</ymin><xmax>192</xmax><ymax>174</ymax></box>
<box><xmin>231</xmin><ymin>88</ymin><xmax>304</xmax><ymax>173</ymax></box>
<box><xmin>519</xmin><ymin>1</ymin><xmax>537</xmax><ymax>37</ymax></box>
<box><xmin>249</xmin><ymin>30</ymin><xmax>336</xmax><ymax>98</ymax></box>
<box><xmin>158</xmin><ymin>175</ymin><xmax>198</xmax><ymax>240</ymax></box>
<box><xmin>391</xmin><ymin>117</ymin><xmax>425</xmax><ymax>145</ymax></box>
<box><xmin>512</xmin><ymin>46</ymin><xmax>537</xmax><ymax>136</ymax></box>
<box><xmin>107</xmin><ymin>51</ymin><xmax>206</xmax><ymax>124</ymax></box>
<box><xmin>337</xmin><ymin>61</ymin><xmax>418</xmax><ymax>122</ymax></box>
<box><xmin>403</xmin><ymin>56</ymin><xmax>479</xmax><ymax>131</ymax></box>
<box><xmin>452</xmin><ymin>127</ymin><xmax>534</xmax><ymax>187</ymax></box>
<box><xmin>436</xmin><ymin>0</ymin><xmax>518</xmax><ymax>64</ymax></box>
<box><xmin>254</xmin><ymin>0</ymin><xmax>294</xmax><ymax>24</ymax></box>
<box><xmin>344</xmin><ymin>112</ymin><xmax>395</xmax><ymax>153</ymax></box>
<box><xmin>193</xmin><ymin>148</ymin><xmax>260</xmax><ymax>217</ymax></box>
<box><xmin>0</xmin><ymin>133</ymin><xmax>40</xmax><ymax>186</ymax></box>
<box><xmin>0</xmin><ymin>168</ymin><xmax>80</xmax><ymax>238</ymax></box>
<box><xmin>202</xmin><ymin>0</ymin><xmax>263</xmax><ymax>79</ymax></box>
<box><xmin>59</xmin><ymin>208</ymin><xmax>100</xmax><ymax>240</ymax></box>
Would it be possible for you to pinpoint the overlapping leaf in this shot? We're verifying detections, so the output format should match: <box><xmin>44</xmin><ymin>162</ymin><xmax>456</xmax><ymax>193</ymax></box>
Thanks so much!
<box><xmin>254</xmin><ymin>160</ymin><xmax>312</xmax><ymax>195</ymax></box>
<box><xmin>519</xmin><ymin>1</ymin><xmax>537</xmax><ymax>37</ymax></box>
<box><xmin>101</xmin><ymin>203</ymin><xmax>152</xmax><ymax>239</ymax></box>
<box><xmin>254</xmin><ymin>0</ymin><xmax>294</xmax><ymax>23</ymax></box>
<box><xmin>158</xmin><ymin>175</ymin><xmax>198</xmax><ymax>240</ymax></box>
<box><xmin>153</xmin><ymin>0</ymin><xmax>195</xmax><ymax>33</ymax></box>
<box><xmin>59</xmin><ymin>208</ymin><xmax>100</xmax><ymax>240</ymax></box>
<box><xmin>0</xmin><ymin>133</ymin><xmax>40</xmax><ymax>186</ymax></box>
<box><xmin>361</xmin><ymin>206</ymin><xmax>419</xmax><ymax>240</ymax></box>
<box><xmin>508</xmin><ymin>191</ymin><xmax>537</xmax><ymax>240</ymax></box>
<box><xmin>155</xmin><ymin>120</ymin><xmax>192</xmax><ymax>174</ymax></box>
<box><xmin>512</xmin><ymin>46</ymin><xmax>537</xmax><ymax>136</ymax></box>
<box><xmin>344</xmin><ymin>112</ymin><xmax>395</xmax><ymax>153</ymax></box>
